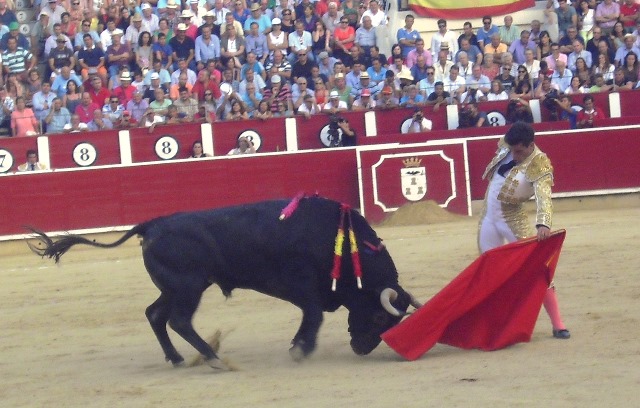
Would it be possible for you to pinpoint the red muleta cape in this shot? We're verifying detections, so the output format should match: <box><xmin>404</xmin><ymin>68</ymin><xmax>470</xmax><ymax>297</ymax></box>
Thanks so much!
<box><xmin>382</xmin><ymin>230</ymin><xmax>566</xmax><ymax>360</ymax></box>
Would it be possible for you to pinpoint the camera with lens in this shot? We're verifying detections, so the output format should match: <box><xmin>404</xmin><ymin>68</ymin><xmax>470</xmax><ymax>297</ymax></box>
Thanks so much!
<box><xmin>327</xmin><ymin>114</ymin><xmax>344</xmax><ymax>146</ymax></box>
<box><xmin>413</xmin><ymin>109</ymin><xmax>424</xmax><ymax>121</ymax></box>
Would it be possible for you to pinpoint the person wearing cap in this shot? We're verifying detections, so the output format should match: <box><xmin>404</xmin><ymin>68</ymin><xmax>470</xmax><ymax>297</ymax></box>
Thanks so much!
<box><xmin>195</xmin><ymin>25</ymin><xmax>221</xmax><ymax>70</ymax></box>
<box><xmin>245</xmin><ymin>21</ymin><xmax>268</xmax><ymax>64</ymax></box>
<box><xmin>2</xmin><ymin>20</ymin><xmax>31</xmax><ymax>51</ymax></box>
<box><xmin>187</xmin><ymin>0</ymin><xmax>205</xmax><ymax>28</ymax></box>
<box><xmin>262</xmin><ymin>73</ymin><xmax>293</xmax><ymax>113</ymax></box>
<box><xmin>1</xmin><ymin>36</ymin><xmax>35</xmax><ymax>82</ymax></box>
<box><xmin>317</xmin><ymin>51</ymin><xmax>335</xmax><ymax>77</ymax></box>
<box><xmin>267</xmin><ymin>17</ymin><xmax>288</xmax><ymax>59</ymax></box>
<box><xmin>433</xmin><ymin>49</ymin><xmax>454</xmax><ymax>82</ymax></box>
<box><xmin>614</xmin><ymin>33</ymin><xmax>640</xmax><ymax>65</ymax></box>
<box><xmin>351</xmin><ymin>88</ymin><xmax>375</xmax><ymax>110</ymax></box>
<box><xmin>124</xmin><ymin>14</ymin><xmax>143</xmax><ymax>49</ymax></box>
<box><xmin>105</xmin><ymin>29</ymin><xmax>131</xmax><ymax>79</ymax></box>
<box><xmin>376</xmin><ymin>85</ymin><xmax>399</xmax><ymax>109</ymax></box>
<box><xmin>349</xmin><ymin>70</ymin><xmax>377</xmax><ymax>98</ymax></box>
<box><xmin>170</xmin><ymin>23</ymin><xmax>197</xmax><ymax>71</ymax></box>
<box><xmin>40</xmin><ymin>0</ymin><xmax>66</xmax><ymax>31</ymax></box>
<box><xmin>330</xmin><ymin>71</ymin><xmax>352</xmax><ymax>105</ymax></box>
<box><xmin>144</xmin><ymin>71</ymin><xmax>170</xmax><ymax>102</ymax></box>
<box><xmin>244</xmin><ymin>2</ymin><xmax>271</xmax><ymax>35</ymax></box>
<box><xmin>112</xmin><ymin>71</ymin><xmax>136</xmax><ymax>106</ymax></box>
<box><xmin>431</xmin><ymin>19</ymin><xmax>458</xmax><ymax>61</ymax></box>
<box><xmin>322</xmin><ymin>89</ymin><xmax>347</xmax><ymax>113</ymax></box>
<box><xmin>48</xmin><ymin>34</ymin><xmax>75</xmax><ymax>80</ymax></box>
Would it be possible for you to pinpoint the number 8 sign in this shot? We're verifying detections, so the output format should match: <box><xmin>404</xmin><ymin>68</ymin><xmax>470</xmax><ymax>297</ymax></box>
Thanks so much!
<box><xmin>73</xmin><ymin>142</ymin><xmax>98</xmax><ymax>167</ymax></box>
<box><xmin>154</xmin><ymin>136</ymin><xmax>179</xmax><ymax>160</ymax></box>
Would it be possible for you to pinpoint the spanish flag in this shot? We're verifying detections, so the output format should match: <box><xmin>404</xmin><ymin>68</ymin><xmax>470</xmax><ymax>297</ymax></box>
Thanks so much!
<box><xmin>409</xmin><ymin>0</ymin><xmax>534</xmax><ymax>19</ymax></box>
<box><xmin>382</xmin><ymin>230</ymin><xmax>566</xmax><ymax>360</ymax></box>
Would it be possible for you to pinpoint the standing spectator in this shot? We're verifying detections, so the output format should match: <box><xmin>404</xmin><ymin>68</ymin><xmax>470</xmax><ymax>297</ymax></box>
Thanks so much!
<box><xmin>458</xmin><ymin>21</ymin><xmax>480</xmax><ymax>49</ymax></box>
<box><xmin>431</xmin><ymin>19</ymin><xmax>458</xmax><ymax>61</ymax></box>
<box><xmin>11</xmin><ymin>97</ymin><xmax>38</xmax><ymax>137</ymax></box>
<box><xmin>396</xmin><ymin>14</ymin><xmax>420</xmax><ymax>59</ymax></box>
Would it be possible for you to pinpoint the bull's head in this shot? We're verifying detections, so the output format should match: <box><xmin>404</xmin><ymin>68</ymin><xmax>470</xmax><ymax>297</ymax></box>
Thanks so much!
<box><xmin>347</xmin><ymin>287</ymin><xmax>422</xmax><ymax>355</ymax></box>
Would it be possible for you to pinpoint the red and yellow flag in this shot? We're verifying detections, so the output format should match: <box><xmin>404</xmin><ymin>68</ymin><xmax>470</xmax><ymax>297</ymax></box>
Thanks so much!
<box><xmin>409</xmin><ymin>0</ymin><xmax>534</xmax><ymax>19</ymax></box>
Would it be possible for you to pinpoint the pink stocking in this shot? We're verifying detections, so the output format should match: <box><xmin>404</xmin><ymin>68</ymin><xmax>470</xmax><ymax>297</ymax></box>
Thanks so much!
<box><xmin>543</xmin><ymin>287</ymin><xmax>566</xmax><ymax>330</ymax></box>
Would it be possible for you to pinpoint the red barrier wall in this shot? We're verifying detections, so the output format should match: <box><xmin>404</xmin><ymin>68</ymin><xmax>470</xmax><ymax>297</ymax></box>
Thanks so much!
<box><xmin>48</xmin><ymin>129</ymin><xmax>123</xmax><ymax>168</ymax></box>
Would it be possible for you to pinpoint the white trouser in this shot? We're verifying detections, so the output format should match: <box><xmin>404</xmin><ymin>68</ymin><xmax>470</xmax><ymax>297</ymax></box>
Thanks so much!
<box><xmin>478</xmin><ymin>167</ymin><xmax>518</xmax><ymax>253</ymax></box>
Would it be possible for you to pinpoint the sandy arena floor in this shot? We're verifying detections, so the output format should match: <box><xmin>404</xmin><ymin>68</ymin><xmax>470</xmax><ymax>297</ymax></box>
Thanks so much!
<box><xmin>1</xmin><ymin>196</ymin><xmax>639</xmax><ymax>407</ymax></box>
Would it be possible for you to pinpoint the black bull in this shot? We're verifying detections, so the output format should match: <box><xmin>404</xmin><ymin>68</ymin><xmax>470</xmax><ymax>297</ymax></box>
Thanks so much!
<box><xmin>28</xmin><ymin>197</ymin><xmax>420</xmax><ymax>369</ymax></box>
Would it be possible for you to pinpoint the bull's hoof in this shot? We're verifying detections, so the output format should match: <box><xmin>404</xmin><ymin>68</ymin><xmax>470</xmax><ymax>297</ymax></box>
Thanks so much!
<box><xmin>289</xmin><ymin>344</ymin><xmax>305</xmax><ymax>362</ymax></box>
<box><xmin>206</xmin><ymin>357</ymin><xmax>231</xmax><ymax>371</ymax></box>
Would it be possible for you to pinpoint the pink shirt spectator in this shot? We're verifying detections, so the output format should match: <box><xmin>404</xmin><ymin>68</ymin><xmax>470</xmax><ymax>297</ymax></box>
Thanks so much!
<box><xmin>11</xmin><ymin>108</ymin><xmax>38</xmax><ymax>137</ymax></box>
<box><xmin>406</xmin><ymin>49</ymin><xmax>432</xmax><ymax>69</ymax></box>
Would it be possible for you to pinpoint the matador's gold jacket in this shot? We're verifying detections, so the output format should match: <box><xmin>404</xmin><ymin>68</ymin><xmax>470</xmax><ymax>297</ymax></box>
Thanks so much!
<box><xmin>482</xmin><ymin>138</ymin><xmax>554</xmax><ymax>231</ymax></box>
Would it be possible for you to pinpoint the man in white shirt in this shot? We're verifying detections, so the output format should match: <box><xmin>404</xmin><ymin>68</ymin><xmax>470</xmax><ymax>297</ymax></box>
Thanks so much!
<box><xmin>431</xmin><ymin>19</ymin><xmax>458</xmax><ymax>61</ymax></box>
<box><xmin>360</xmin><ymin>0</ymin><xmax>386</xmax><ymax>27</ymax></box>
<box><xmin>443</xmin><ymin>65</ymin><xmax>467</xmax><ymax>102</ymax></box>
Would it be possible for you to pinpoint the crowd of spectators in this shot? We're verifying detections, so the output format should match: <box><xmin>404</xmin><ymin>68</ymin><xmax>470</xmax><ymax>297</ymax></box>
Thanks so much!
<box><xmin>1</xmin><ymin>0</ymin><xmax>640</xmax><ymax>137</ymax></box>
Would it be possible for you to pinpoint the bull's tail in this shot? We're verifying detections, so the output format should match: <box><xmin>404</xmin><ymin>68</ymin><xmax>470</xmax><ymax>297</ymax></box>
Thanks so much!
<box><xmin>26</xmin><ymin>223</ymin><xmax>149</xmax><ymax>263</ymax></box>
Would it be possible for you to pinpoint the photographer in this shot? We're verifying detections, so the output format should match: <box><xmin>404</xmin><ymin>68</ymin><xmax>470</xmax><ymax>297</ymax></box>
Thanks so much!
<box><xmin>553</xmin><ymin>95</ymin><xmax>578</xmax><ymax>129</ymax></box>
<box><xmin>458</xmin><ymin>101</ymin><xmax>488</xmax><ymax>128</ymax></box>
<box><xmin>405</xmin><ymin>108</ymin><xmax>432</xmax><ymax>133</ymax></box>
<box><xmin>328</xmin><ymin>116</ymin><xmax>357</xmax><ymax>147</ymax></box>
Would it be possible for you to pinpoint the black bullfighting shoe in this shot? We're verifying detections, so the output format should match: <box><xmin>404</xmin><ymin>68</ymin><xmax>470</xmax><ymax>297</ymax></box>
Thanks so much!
<box><xmin>552</xmin><ymin>329</ymin><xmax>571</xmax><ymax>339</ymax></box>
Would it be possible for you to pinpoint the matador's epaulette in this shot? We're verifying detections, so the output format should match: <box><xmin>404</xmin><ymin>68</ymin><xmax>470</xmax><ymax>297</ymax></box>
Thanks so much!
<box><xmin>525</xmin><ymin>153</ymin><xmax>554</xmax><ymax>183</ymax></box>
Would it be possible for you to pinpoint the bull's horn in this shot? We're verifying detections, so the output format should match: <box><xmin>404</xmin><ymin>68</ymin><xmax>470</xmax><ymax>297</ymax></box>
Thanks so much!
<box><xmin>407</xmin><ymin>291</ymin><xmax>423</xmax><ymax>309</ymax></box>
<box><xmin>380</xmin><ymin>288</ymin><xmax>403</xmax><ymax>317</ymax></box>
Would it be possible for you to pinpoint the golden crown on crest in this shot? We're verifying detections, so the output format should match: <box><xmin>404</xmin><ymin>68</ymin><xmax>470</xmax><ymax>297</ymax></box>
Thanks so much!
<box><xmin>403</xmin><ymin>157</ymin><xmax>422</xmax><ymax>168</ymax></box>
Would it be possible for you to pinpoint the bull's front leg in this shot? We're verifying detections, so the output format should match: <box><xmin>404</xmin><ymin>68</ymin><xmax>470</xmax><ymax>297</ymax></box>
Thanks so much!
<box><xmin>289</xmin><ymin>304</ymin><xmax>323</xmax><ymax>362</ymax></box>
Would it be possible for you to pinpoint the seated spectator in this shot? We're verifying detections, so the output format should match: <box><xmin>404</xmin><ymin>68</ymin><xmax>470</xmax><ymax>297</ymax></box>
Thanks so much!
<box><xmin>458</xmin><ymin>102</ymin><xmax>488</xmax><ymax>128</ymax></box>
<box><xmin>620</xmin><ymin>50</ymin><xmax>640</xmax><ymax>83</ymax></box>
<box><xmin>432</xmin><ymin>49</ymin><xmax>453</xmax><ymax>82</ymax></box>
<box><xmin>399</xmin><ymin>85</ymin><xmax>424</xmax><ymax>107</ymax></box>
<box><xmin>466</xmin><ymin>64</ymin><xmax>491</xmax><ymax>94</ymax></box>
<box><xmin>506</xmin><ymin>99</ymin><xmax>534</xmax><ymax>123</ymax></box>
<box><xmin>112</xmin><ymin>71</ymin><xmax>136</xmax><ymax>106</ymax></box>
<box><xmin>142</xmin><ymin>109</ymin><xmax>165</xmax><ymax>131</ymax></box>
<box><xmin>404</xmin><ymin>108</ymin><xmax>432</xmax><ymax>133</ymax></box>
<box><xmin>589</xmin><ymin>73</ymin><xmax>614</xmax><ymax>92</ymax></box>
<box><xmin>254</xmin><ymin>99</ymin><xmax>274</xmax><ymax>120</ymax></box>
<box><xmin>376</xmin><ymin>86</ymin><xmax>400</xmax><ymax>109</ymax></box>
<box><xmin>17</xmin><ymin>149</ymin><xmax>48</xmax><ymax>172</ymax></box>
<box><xmin>483</xmin><ymin>33</ymin><xmax>508</xmax><ymax>66</ymax></box>
<box><xmin>459</xmin><ymin>85</ymin><xmax>486</xmax><ymax>104</ymax></box>
<box><xmin>239</xmin><ymin>68</ymin><xmax>267</xmax><ymax>95</ymax></box>
<box><xmin>164</xmin><ymin>105</ymin><xmax>186</xmax><ymax>124</ymax></box>
<box><xmin>265</xmin><ymin>50</ymin><xmax>292</xmax><ymax>82</ymax></box>
<box><xmin>102</xmin><ymin>95</ymin><xmax>125</xmax><ymax>123</ymax></box>
<box><xmin>418</xmin><ymin>66</ymin><xmax>438</xmax><ymax>99</ymax></box>
<box><xmin>576</xmin><ymin>94</ymin><xmax>605</xmax><ymax>128</ymax></box>
<box><xmin>612</xmin><ymin>67</ymin><xmax>634</xmax><ymax>91</ymax></box>
<box><xmin>480</xmin><ymin>52</ymin><xmax>499</xmax><ymax>81</ymax></box>
<box><xmin>126</xmin><ymin>91</ymin><xmax>149</xmax><ymax>122</ymax></box>
<box><xmin>44</xmin><ymin>97</ymin><xmax>70</xmax><ymax>134</ymax></box>
<box><xmin>297</xmin><ymin>94</ymin><xmax>320</xmax><ymax>117</ymax></box>
<box><xmin>593</xmin><ymin>52</ymin><xmax>615</xmax><ymax>83</ymax></box>
<box><xmin>116</xmin><ymin>110</ymin><xmax>139</xmax><ymax>129</ymax></box>
<box><xmin>87</xmin><ymin>109</ymin><xmax>114</xmax><ymax>131</ymax></box>
<box><xmin>443</xmin><ymin>65</ymin><xmax>467</xmax><ymax>102</ymax></box>
<box><xmin>564</xmin><ymin>76</ymin><xmax>587</xmax><ymax>94</ymax></box>
<box><xmin>352</xmin><ymin>88</ymin><xmax>376</xmax><ymax>110</ymax></box>
<box><xmin>227</xmin><ymin>135</ymin><xmax>256</xmax><ymax>155</ymax></box>
<box><xmin>322</xmin><ymin>90</ymin><xmax>348</xmax><ymax>113</ymax></box>
<box><xmin>170</xmin><ymin>72</ymin><xmax>194</xmax><ymax>101</ymax></box>
<box><xmin>78</xmin><ymin>34</ymin><xmax>107</xmax><ymax>82</ymax></box>
<box><xmin>425</xmin><ymin>81</ymin><xmax>451</xmax><ymax>110</ymax></box>
<box><xmin>63</xmin><ymin>113</ymin><xmax>89</xmax><ymax>132</ymax></box>
<box><xmin>456</xmin><ymin>51</ymin><xmax>474</xmax><ymax>80</ymax></box>
<box><xmin>149</xmin><ymin>88</ymin><xmax>173</xmax><ymax>116</ymax></box>
<box><xmin>262</xmin><ymin>74</ymin><xmax>292</xmax><ymax>113</ymax></box>
<box><xmin>75</xmin><ymin>91</ymin><xmax>100</xmax><ymax>123</ymax></box>
<box><xmin>190</xmin><ymin>140</ymin><xmax>211</xmax><ymax>158</ymax></box>
<box><xmin>173</xmin><ymin>86</ymin><xmax>199</xmax><ymax>120</ymax></box>
<box><xmin>144</xmin><ymin>73</ymin><xmax>170</xmax><ymax>103</ymax></box>
<box><xmin>486</xmin><ymin>79</ymin><xmax>509</xmax><ymax>101</ymax></box>
<box><xmin>11</xmin><ymin>97</ymin><xmax>38</xmax><ymax>137</ymax></box>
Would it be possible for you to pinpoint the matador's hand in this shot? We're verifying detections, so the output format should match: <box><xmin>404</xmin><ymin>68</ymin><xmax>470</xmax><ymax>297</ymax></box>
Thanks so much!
<box><xmin>537</xmin><ymin>225</ymin><xmax>551</xmax><ymax>241</ymax></box>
